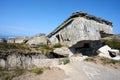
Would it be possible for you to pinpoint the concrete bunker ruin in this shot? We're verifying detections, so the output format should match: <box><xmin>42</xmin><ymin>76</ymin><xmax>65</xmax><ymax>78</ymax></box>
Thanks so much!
<box><xmin>48</xmin><ymin>11</ymin><xmax>113</xmax><ymax>56</ymax></box>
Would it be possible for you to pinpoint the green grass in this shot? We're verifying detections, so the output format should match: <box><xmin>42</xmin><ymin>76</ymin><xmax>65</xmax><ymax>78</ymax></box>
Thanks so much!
<box><xmin>0</xmin><ymin>67</ymin><xmax>26</xmax><ymax>80</ymax></box>
<box><xmin>84</xmin><ymin>56</ymin><xmax>120</xmax><ymax>65</ymax></box>
<box><xmin>0</xmin><ymin>43</ymin><xmax>30</xmax><ymax>50</ymax></box>
<box><xmin>0</xmin><ymin>43</ymin><xmax>52</xmax><ymax>54</ymax></box>
<box><xmin>36</xmin><ymin>44</ymin><xmax>51</xmax><ymax>49</ymax></box>
<box><xmin>53</xmin><ymin>43</ymin><xmax>63</xmax><ymax>48</ymax></box>
<box><xmin>30</xmin><ymin>68</ymin><xmax>43</xmax><ymax>75</ymax></box>
<box><xmin>102</xmin><ymin>39</ymin><xmax>120</xmax><ymax>50</ymax></box>
<box><xmin>84</xmin><ymin>56</ymin><xmax>97</xmax><ymax>63</ymax></box>
<box><xmin>0</xmin><ymin>67</ymin><xmax>44</xmax><ymax>80</ymax></box>
<box><xmin>100</xmin><ymin>57</ymin><xmax>120</xmax><ymax>64</ymax></box>
<box><xmin>35</xmin><ymin>44</ymin><xmax>53</xmax><ymax>54</ymax></box>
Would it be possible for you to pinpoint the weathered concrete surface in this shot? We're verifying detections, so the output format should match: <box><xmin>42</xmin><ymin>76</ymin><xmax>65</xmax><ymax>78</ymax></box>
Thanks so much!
<box><xmin>0</xmin><ymin>49</ymin><xmax>58</xmax><ymax>69</ymax></box>
<box><xmin>8</xmin><ymin>37</ymin><xmax>15</xmax><ymax>43</ymax></box>
<box><xmin>70</xmin><ymin>41</ymin><xmax>102</xmax><ymax>56</ymax></box>
<box><xmin>8</xmin><ymin>37</ymin><xmax>29</xmax><ymax>43</ymax></box>
<box><xmin>0</xmin><ymin>53</ymin><xmax>48</xmax><ymax>69</ymax></box>
<box><xmin>97</xmin><ymin>45</ymin><xmax>111</xmax><ymax>58</ymax></box>
<box><xmin>48</xmin><ymin>12</ymin><xmax>113</xmax><ymax>47</ymax></box>
<box><xmin>14</xmin><ymin>37</ymin><xmax>29</xmax><ymax>43</ymax></box>
<box><xmin>53</xmin><ymin>47</ymin><xmax>73</xmax><ymax>57</ymax></box>
<box><xmin>0</xmin><ymin>49</ymin><xmax>87</xmax><ymax>69</ymax></box>
<box><xmin>7</xmin><ymin>34</ymin><xmax>49</xmax><ymax>45</ymax></box>
<box><xmin>27</xmin><ymin>34</ymin><xmax>49</xmax><ymax>45</ymax></box>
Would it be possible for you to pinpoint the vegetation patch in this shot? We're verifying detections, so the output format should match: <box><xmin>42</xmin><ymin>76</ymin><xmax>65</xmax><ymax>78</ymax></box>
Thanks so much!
<box><xmin>53</xmin><ymin>43</ymin><xmax>63</xmax><ymax>48</ymax></box>
<box><xmin>0</xmin><ymin>67</ymin><xmax>26</xmax><ymax>80</ymax></box>
<box><xmin>59</xmin><ymin>58</ymin><xmax>70</xmax><ymax>65</ymax></box>
<box><xmin>99</xmin><ymin>57</ymin><xmax>120</xmax><ymax>64</ymax></box>
<box><xmin>102</xmin><ymin>39</ymin><xmax>120</xmax><ymax>50</ymax></box>
<box><xmin>0</xmin><ymin>43</ymin><xmax>30</xmax><ymax>50</ymax></box>
<box><xmin>84</xmin><ymin>56</ymin><xmax>97</xmax><ymax>63</ymax></box>
<box><xmin>30</xmin><ymin>68</ymin><xmax>43</xmax><ymax>75</ymax></box>
<box><xmin>84</xmin><ymin>56</ymin><xmax>120</xmax><ymax>65</ymax></box>
<box><xmin>0</xmin><ymin>67</ymin><xmax>44</xmax><ymax>80</ymax></box>
<box><xmin>35</xmin><ymin>44</ymin><xmax>53</xmax><ymax>54</ymax></box>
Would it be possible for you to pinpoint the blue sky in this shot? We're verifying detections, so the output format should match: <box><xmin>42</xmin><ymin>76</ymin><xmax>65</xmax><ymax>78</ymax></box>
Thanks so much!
<box><xmin>0</xmin><ymin>0</ymin><xmax>120</xmax><ymax>37</ymax></box>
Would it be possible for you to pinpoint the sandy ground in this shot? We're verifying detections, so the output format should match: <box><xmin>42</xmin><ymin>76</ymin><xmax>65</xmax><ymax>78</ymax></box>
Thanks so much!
<box><xmin>13</xmin><ymin>61</ymin><xmax>120</xmax><ymax>80</ymax></box>
<box><xmin>59</xmin><ymin>61</ymin><xmax>120</xmax><ymax>80</ymax></box>
<box><xmin>13</xmin><ymin>67</ymin><xmax>68</xmax><ymax>80</ymax></box>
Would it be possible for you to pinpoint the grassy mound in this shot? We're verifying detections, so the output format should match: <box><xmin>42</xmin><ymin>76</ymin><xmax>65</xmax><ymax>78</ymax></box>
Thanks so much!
<box><xmin>102</xmin><ymin>39</ymin><xmax>120</xmax><ymax>50</ymax></box>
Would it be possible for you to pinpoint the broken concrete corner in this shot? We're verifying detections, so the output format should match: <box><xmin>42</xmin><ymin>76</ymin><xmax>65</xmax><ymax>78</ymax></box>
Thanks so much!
<box><xmin>97</xmin><ymin>45</ymin><xmax>120</xmax><ymax>60</ymax></box>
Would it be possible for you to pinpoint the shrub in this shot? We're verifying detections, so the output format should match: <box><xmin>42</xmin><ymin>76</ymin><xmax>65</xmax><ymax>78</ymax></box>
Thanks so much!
<box><xmin>102</xmin><ymin>39</ymin><xmax>120</xmax><ymax>50</ymax></box>
<box><xmin>36</xmin><ymin>44</ymin><xmax>53</xmax><ymax>54</ymax></box>
<box><xmin>53</xmin><ymin>43</ymin><xmax>62</xmax><ymax>48</ymax></box>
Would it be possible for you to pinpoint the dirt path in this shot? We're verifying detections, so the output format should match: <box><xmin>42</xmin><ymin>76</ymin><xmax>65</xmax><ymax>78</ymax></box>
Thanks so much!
<box><xmin>13</xmin><ymin>61</ymin><xmax>120</xmax><ymax>80</ymax></box>
<box><xmin>59</xmin><ymin>61</ymin><xmax>120</xmax><ymax>80</ymax></box>
<box><xmin>13</xmin><ymin>67</ymin><xmax>68</xmax><ymax>80</ymax></box>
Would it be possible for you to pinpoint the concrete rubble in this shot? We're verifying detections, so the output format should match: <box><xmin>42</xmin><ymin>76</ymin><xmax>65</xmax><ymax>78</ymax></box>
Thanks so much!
<box><xmin>0</xmin><ymin>38</ymin><xmax>6</xmax><ymax>43</ymax></box>
<box><xmin>27</xmin><ymin>34</ymin><xmax>49</xmax><ymax>45</ymax></box>
<box><xmin>53</xmin><ymin>47</ymin><xmax>73</xmax><ymax>57</ymax></box>
<box><xmin>8</xmin><ymin>37</ymin><xmax>29</xmax><ymax>43</ymax></box>
<box><xmin>7</xmin><ymin>33</ymin><xmax>50</xmax><ymax>45</ymax></box>
<box><xmin>97</xmin><ymin>45</ymin><xmax>120</xmax><ymax>60</ymax></box>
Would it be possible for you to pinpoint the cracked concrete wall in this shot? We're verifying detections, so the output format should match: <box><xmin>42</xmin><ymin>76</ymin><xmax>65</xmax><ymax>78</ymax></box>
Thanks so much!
<box><xmin>49</xmin><ymin>17</ymin><xmax>113</xmax><ymax>47</ymax></box>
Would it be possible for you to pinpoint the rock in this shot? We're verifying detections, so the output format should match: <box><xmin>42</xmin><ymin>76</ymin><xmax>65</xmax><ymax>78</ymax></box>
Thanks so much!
<box><xmin>97</xmin><ymin>45</ymin><xmax>120</xmax><ymax>60</ymax></box>
<box><xmin>14</xmin><ymin>37</ymin><xmax>29</xmax><ymax>43</ymax></box>
<box><xmin>7</xmin><ymin>53</ymin><xmax>22</xmax><ymax>68</ymax></box>
<box><xmin>53</xmin><ymin>47</ymin><xmax>73</xmax><ymax>57</ymax></box>
<box><xmin>6</xmin><ymin>53</ymin><xmax>48</xmax><ymax>68</ymax></box>
<box><xmin>8</xmin><ymin>37</ymin><xmax>29</xmax><ymax>43</ymax></box>
<box><xmin>0</xmin><ymin>49</ymin><xmax>49</xmax><ymax>69</ymax></box>
<box><xmin>0</xmin><ymin>59</ymin><xmax>6</xmax><ymax>68</ymax></box>
<box><xmin>0</xmin><ymin>51</ymin><xmax>62</xmax><ymax>69</ymax></box>
<box><xmin>0</xmin><ymin>38</ymin><xmax>6</xmax><ymax>43</ymax></box>
<box><xmin>27</xmin><ymin>33</ymin><xmax>49</xmax><ymax>45</ymax></box>
<box><xmin>96</xmin><ymin>45</ymin><xmax>111</xmax><ymax>58</ymax></box>
<box><xmin>8</xmin><ymin>37</ymin><xmax>15</xmax><ymax>43</ymax></box>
